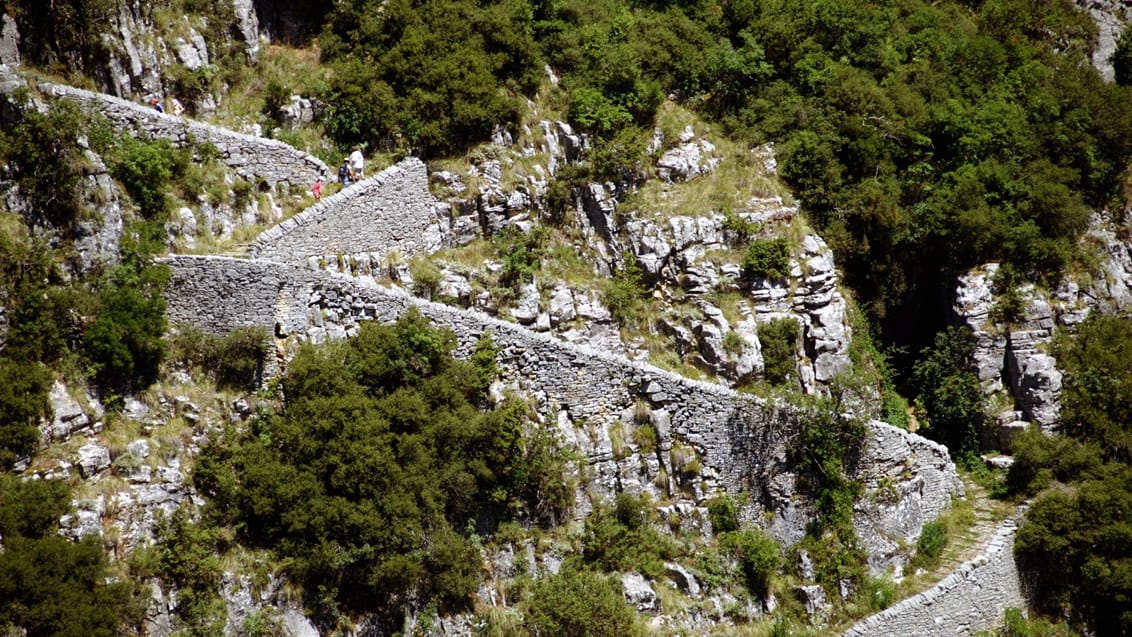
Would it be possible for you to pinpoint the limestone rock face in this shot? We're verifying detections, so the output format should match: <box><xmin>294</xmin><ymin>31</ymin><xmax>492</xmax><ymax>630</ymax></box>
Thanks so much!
<box><xmin>1080</xmin><ymin>0</ymin><xmax>1131</xmax><ymax>81</ymax></box>
<box><xmin>954</xmin><ymin>215</ymin><xmax>1132</xmax><ymax>437</ymax></box>
<box><xmin>0</xmin><ymin>14</ymin><xmax>19</xmax><ymax>66</ymax></box>
<box><xmin>230</xmin><ymin>0</ymin><xmax>261</xmax><ymax>62</ymax></box>
<box><xmin>656</xmin><ymin>126</ymin><xmax>720</xmax><ymax>182</ymax></box>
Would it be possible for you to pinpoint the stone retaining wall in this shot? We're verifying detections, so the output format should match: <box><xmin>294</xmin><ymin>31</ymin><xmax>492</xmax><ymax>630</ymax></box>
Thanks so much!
<box><xmin>38</xmin><ymin>80</ymin><xmax>328</xmax><ymax>189</ymax></box>
<box><xmin>163</xmin><ymin>254</ymin><xmax>962</xmax><ymax>562</ymax></box>
<box><xmin>249</xmin><ymin>158</ymin><xmax>448</xmax><ymax>264</ymax></box>
<box><xmin>843</xmin><ymin>513</ymin><xmax>1026</xmax><ymax>637</ymax></box>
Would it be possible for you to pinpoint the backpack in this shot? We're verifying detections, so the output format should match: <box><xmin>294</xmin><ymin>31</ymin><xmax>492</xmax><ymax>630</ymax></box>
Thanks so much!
<box><xmin>338</xmin><ymin>163</ymin><xmax>349</xmax><ymax>180</ymax></box>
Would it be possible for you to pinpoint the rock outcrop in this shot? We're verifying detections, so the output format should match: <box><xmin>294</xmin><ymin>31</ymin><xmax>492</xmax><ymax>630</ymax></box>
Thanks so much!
<box><xmin>954</xmin><ymin>214</ymin><xmax>1132</xmax><ymax>438</ymax></box>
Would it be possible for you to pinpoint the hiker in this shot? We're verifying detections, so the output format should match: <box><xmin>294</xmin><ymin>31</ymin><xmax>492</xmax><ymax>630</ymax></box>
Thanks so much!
<box><xmin>171</xmin><ymin>98</ymin><xmax>185</xmax><ymax>116</ymax></box>
<box><xmin>338</xmin><ymin>159</ymin><xmax>351</xmax><ymax>188</ymax></box>
<box><xmin>312</xmin><ymin>176</ymin><xmax>323</xmax><ymax>201</ymax></box>
<box><xmin>150</xmin><ymin>97</ymin><xmax>164</xmax><ymax>113</ymax></box>
<box><xmin>349</xmin><ymin>146</ymin><xmax>365</xmax><ymax>180</ymax></box>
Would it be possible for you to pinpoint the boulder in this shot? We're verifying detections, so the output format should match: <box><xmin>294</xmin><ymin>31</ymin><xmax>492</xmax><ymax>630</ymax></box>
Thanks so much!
<box><xmin>0</xmin><ymin>14</ymin><xmax>19</xmax><ymax>66</ymax></box>
<box><xmin>511</xmin><ymin>281</ymin><xmax>541</xmax><ymax>323</ymax></box>
<box><xmin>656</xmin><ymin>128</ymin><xmax>719</xmax><ymax>182</ymax></box>
<box><xmin>795</xmin><ymin>585</ymin><xmax>828</xmax><ymax>621</ymax></box>
<box><xmin>77</xmin><ymin>443</ymin><xmax>111</xmax><ymax>478</ymax></box>
<box><xmin>49</xmin><ymin>380</ymin><xmax>89</xmax><ymax>441</ymax></box>
<box><xmin>621</xmin><ymin>572</ymin><xmax>660</xmax><ymax>613</ymax></box>
<box><xmin>548</xmin><ymin>285</ymin><xmax>576</xmax><ymax>325</ymax></box>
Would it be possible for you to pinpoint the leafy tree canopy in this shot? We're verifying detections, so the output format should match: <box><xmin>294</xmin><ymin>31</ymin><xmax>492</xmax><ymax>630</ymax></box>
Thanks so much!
<box><xmin>194</xmin><ymin>310</ymin><xmax>572</xmax><ymax>621</ymax></box>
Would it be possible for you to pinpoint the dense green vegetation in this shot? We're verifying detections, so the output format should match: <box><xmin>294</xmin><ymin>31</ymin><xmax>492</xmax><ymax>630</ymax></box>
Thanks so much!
<box><xmin>310</xmin><ymin>0</ymin><xmax>1132</xmax><ymax>369</ymax></box>
<box><xmin>912</xmin><ymin>326</ymin><xmax>986</xmax><ymax>463</ymax></box>
<box><xmin>1008</xmin><ymin>315</ymin><xmax>1132</xmax><ymax>633</ymax></box>
<box><xmin>523</xmin><ymin>567</ymin><xmax>641</xmax><ymax>637</ymax></box>
<box><xmin>0</xmin><ymin>475</ymin><xmax>142</xmax><ymax>636</ymax></box>
<box><xmin>193</xmin><ymin>311</ymin><xmax>574</xmax><ymax>624</ymax></box>
<box><xmin>170</xmin><ymin>325</ymin><xmax>269</xmax><ymax>392</ymax></box>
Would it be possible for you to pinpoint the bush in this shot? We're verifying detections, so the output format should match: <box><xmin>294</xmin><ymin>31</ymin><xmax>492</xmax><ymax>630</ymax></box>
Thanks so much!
<box><xmin>0</xmin><ymin>100</ymin><xmax>91</xmax><ymax>227</ymax></box>
<box><xmin>83</xmin><ymin>256</ymin><xmax>170</xmax><ymax>394</ymax></box>
<box><xmin>722</xmin><ymin>528</ymin><xmax>780</xmax><ymax>597</ymax></box>
<box><xmin>912</xmin><ymin>327</ymin><xmax>985</xmax><ymax>460</ymax></box>
<box><xmin>1054</xmin><ymin>315</ymin><xmax>1132</xmax><ymax>462</ymax></box>
<box><xmin>523</xmin><ymin>567</ymin><xmax>640</xmax><ymax>637</ymax></box>
<box><xmin>912</xmin><ymin>520</ymin><xmax>948</xmax><ymax>569</ymax></box>
<box><xmin>494</xmin><ymin>224</ymin><xmax>549</xmax><ymax>288</ymax></box>
<box><xmin>1014</xmin><ymin>465</ymin><xmax>1132</xmax><ymax>634</ymax></box>
<box><xmin>171</xmin><ymin>325</ymin><xmax>269</xmax><ymax>392</ymax></box>
<box><xmin>742</xmin><ymin>238</ymin><xmax>791</xmax><ymax>281</ymax></box>
<box><xmin>603</xmin><ymin>252</ymin><xmax>651</xmax><ymax>328</ymax></box>
<box><xmin>582</xmin><ymin>494</ymin><xmax>678</xmax><ymax>577</ymax></box>
<box><xmin>758</xmin><ymin>318</ymin><xmax>799</xmax><ymax>386</ymax></box>
<box><xmin>195</xmin><ymin>310</ymin><xmax>572</xmax><ymax>621</ymax></box>
<box><xmin>0</xmin><ymin>476</ymin><xmax>141</xmax><ymax>635</ymax></box>
<box><xmin>108</xmin><ymin>136</ymin><xmax>188</xmax><ymax>221</ymax></box>
<box><xmin>320</xmin><ymin>0</ymin><xmax>539</xmax><ymax>156</ymax></box>
<box><xmin>0</xmin><ymin>360</ymin><xmax>51</xmax><ymax>468</ymax></box>
<box><xmin>707</xmin><ymin>494</ymin><xmax>740</xmax><ymax>534</ymax></box>
<box><xmin>1114</xmin><ymin>24</ymin><xmax>1132</xmax><ymax>86</ymax></box>
<box><xmin>146</xmin><ymin>506</ymin><xmax>225</xmax><ymax>636</ymax></box>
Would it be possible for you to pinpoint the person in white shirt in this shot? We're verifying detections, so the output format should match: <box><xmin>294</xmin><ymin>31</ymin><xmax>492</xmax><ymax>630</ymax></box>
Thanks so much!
<box><xmin>349</xmin><ymin>147</ymin><xmax>364</xmax><ymax>180</ymax></box>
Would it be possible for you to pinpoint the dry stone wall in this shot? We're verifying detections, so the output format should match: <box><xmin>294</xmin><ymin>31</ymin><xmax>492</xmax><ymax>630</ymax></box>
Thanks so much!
<box><xmin>37</xmin><ymin>80</ymin><xmax>328</xmax><ymax>189</ymax></box>
<box><xmin>249</xmin><ymin>158</ymin><xmax>449</xmax><ymax>264</ymax></box>
<box><xmin>163</xmin><ymin>254</ymin><xmax>962</xmax><ymax>565</ymax></box>
<box><xmin>842</xmin><ymin>513</ymin><xmax>1027</xmax><ymax>637</ymax></box>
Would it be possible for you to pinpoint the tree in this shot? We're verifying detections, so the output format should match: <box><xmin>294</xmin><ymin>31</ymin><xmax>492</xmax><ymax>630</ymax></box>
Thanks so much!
<box><xmin>912</xmin><ymin>327</ymin><xmax>985</xmax><ymax>461</ymax></box>
<box><xmin>0</xmin><ymin>476</ymin><xmax>142</xmax><ymax>636</ymax></box>
<box><xmin>196</xmin><ymin>311</ymin><xmax>571</xmax><ymax>622</ymax></box>
<box><xmin>1055</xmin><ymin>315</ymin><xmax>1132</xmax><ymax>462</ymax></box>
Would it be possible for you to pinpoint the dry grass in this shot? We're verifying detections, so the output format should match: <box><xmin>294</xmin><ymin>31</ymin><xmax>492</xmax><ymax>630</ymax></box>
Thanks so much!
<box><xmin>621</xmin><ymin>103</ymin><xmax>790</xmax><ymax>222</ymax></box>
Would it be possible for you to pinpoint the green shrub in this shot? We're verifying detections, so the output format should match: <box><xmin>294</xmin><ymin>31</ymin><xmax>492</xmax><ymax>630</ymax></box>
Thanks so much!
<box><xmin>195</xmin><ymin>310</ymin><xmax>572</xmax><ymax>620</ymax></box>
<box><xmin>722</xmin><ymin>209</ymin><xmax>760</xmax><ymax>245</ymax></box>
<box><xmin>722</xmin><ymin>330</ymin><xmax>745</xmax><ymax>356</ymax></box>
<box><xmin>321</xmin><ymin>0</ymin><xmax>539</xmax><ymax>156</ymax></box>
<box><xmin>410</xmin><ymin>257</ymin><xmax>443</xmax><ymax>298</ymax></box>
<box><xmin>913</xmin><ymin>520</ymin><xmax>948</xmax><ymax>569</ymax></box>
<box><xmin>1114</xmin><ymin>24</ymin><xmax>1132</xmax><ymax>86</ymax></box>
<box><xmin>631</xmin><ymin>422</ymin><xmax>658</xmax><ymax>454</ymax></box>
<box><xmin>147</xmin><ymin>506</ymin><xmax>225</xmax><ymax>636</ymax></box>
<box><xmin>742</xmin><ymin>238</ymin><xmax>791</xmax><ymax>281</ymax></box>
<box><xmin>582</xmin><ymin>494</ymin><xmax>678</xmax><ymax>577</ymax></box>
<box><xmin>912</xmin><ymin>327</ymin><xmax>985</xmax><ymax>460</ymax></box>
<box><xmin>494</xmin><ymin>224</ymin><xmax>550</xmax><ymax>288</ymax></box>
<box><xmin>999</xmin><ymin>607</ymin><xmax>1080</xmax><ymax>636</ymax></box>
<box><xmin>108</xmin><ymin>135</ymin><xmax>187</xmax><ymax>221</ymax></box>
<box><xmin>0</xmin><ymin>359</ymin><xmax>51</xmax><ymax>468</ymax></box>
<box><xmin>0</xmin><ymin>100</ymin><xmax>91</xmax><ymax>227</ymax></box>
<box><xmin>725</xmin><ymin>528</ymin><xmax>780</xmax><ymax>597</ymax></box>
<box><xmin>171</xmin><ymin>325</ymin><xmax>269</xmax><ymax>391</ymax></box>
<box><xmin>1055</xmin><ymin>315</ymin><xmax>1132</xmax><ymax>463</ymax></box>
<box><xmin>0</xmin><ymin>476</ymin><xmax>141</xmax><ymax>635</ymax></box>
<box><xmin>707</xmin><ymin>494</ymin><xmax>740</xmax><ymax>534</ymax></box>
<box><xmin>523</xmin><ymin>567</ymin><xmax>640</xmax><ymax>637</ymax></box>
<box><xmin>83</xmin><ymin>255</ymin><xmax>170</xmax><ymax>394</ymax></box>
<box><xmin>758</xmin><ymin>318</ymin><xmax>799</xmax><ymax>386</ymax></box>
<box><xmin>603</xmin><ymin>251</ymin><xmax>651</xmax><ymax>327</ymax></box>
